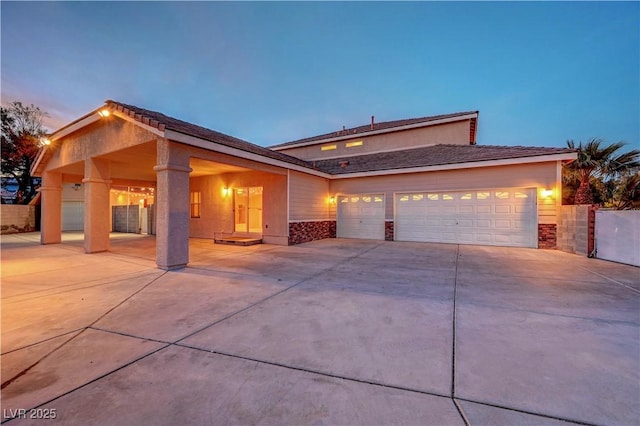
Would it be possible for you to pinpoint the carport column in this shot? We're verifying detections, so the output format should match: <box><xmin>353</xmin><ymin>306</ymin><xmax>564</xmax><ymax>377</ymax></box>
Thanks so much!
<box><xmin>83</xmin><ymin>158</ymin><xmax>112</xmax><ymax>253</ymax></box>
<box><xmin>154</xmin><ymin>139</ymin><xmax>192</xmax><ymax>270</ymax></box>
<box><xmin>39</xmin><ymin>170</ymin><xmax>62</xmax><ymax>244</ymax></box>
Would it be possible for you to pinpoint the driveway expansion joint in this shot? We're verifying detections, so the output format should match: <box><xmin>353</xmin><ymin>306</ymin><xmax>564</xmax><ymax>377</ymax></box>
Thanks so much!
<box><xmin>454</xmin><ymin>397</ymin><xmax>600</xmax><ymax>426</ymax></box>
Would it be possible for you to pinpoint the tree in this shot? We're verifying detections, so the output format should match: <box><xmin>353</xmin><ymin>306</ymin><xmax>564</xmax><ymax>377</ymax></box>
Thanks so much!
<box><xmin>1</xmin><ymin>102</ymin><xmax>48</xmax><ymax>204</ymax></box>
<box><xmin>564</xmin><ymin>138</ymin><xmax>640</xmax><ymax>205</ymax></box>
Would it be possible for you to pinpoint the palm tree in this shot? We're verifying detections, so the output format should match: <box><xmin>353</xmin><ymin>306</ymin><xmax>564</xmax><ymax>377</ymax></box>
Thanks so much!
<box><xmin>565</xmin><ymin>138</ymin><xmax>640</xmax><ymax>205</ymax></box>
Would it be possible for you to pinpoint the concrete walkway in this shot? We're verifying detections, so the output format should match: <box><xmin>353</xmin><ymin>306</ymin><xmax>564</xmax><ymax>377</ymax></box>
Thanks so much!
<box><xmin>1</xmin><ymin>232</ymin><xmax>638</xmax><ymax>425</ymax></box>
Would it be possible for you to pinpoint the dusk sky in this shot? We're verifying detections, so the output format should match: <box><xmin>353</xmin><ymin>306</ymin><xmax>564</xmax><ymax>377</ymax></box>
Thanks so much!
<box><xmin>1</xmin><ymin>1</ymin><xmax>638</xmax><ymax>149</ymax></box>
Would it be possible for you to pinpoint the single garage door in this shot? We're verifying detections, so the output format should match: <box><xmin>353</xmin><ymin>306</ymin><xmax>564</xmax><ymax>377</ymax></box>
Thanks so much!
<box><xmin>337</xmin><ymin>194</ymin><xmax>385</xmax><ymax>240</ymax></box>
<box><xmin>395</xmin><ymin>188</ymin><xmax>537</xmax><ymax>247</ymax></box>
<box><xmin>62</xmin><ymin>201</ymin><xmax>84</xmax><ymax>231</ymax></box>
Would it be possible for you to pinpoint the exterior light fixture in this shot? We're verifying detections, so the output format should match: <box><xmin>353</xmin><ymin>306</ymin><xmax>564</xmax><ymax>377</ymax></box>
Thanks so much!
<box><xmin>222</xmin><ymin>187</ymin><xmax>230</xmax><ymax>197</ymax></box>
<box><xmin>40</xmin><ymin>138</ymin><xmax>51</xmax><ymax>146</ymax></box>
<box><xmin>329</xmin><ymin>195</ymin><xmax>336</xmax><ymax>204</ymax></box>
<box><xmin>541</xmin><ymin>188</ymin><xmax>553</xmax><ymax>198</ymax></box>
<box><xmin>98</xmin><ymin>109</ymin><xmax>110</xmax><ymax>117</ymax></box>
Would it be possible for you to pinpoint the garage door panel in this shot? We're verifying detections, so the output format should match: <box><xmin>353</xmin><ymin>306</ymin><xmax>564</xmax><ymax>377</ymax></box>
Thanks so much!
<box><xmin>337</xmin><ymin>194</ymin><xmax>385</xmax><ymax>240</ymax></box>
<box><xmin>495</xmin><ymin>220</ymin><xmax>511</xmax><ymax>229</ymax></box>
<box><xmin>459</xmin><ymin>205</ymin><xmax>474</xmax><ymax>214</ymax></box>
<box><xmin>476</xmin><ymin>219</ymin><xmax>491</xmax><ymax>228</ymax></box>
<box><xmin>395</xmin><ymin>188</ymin><xmax>537</xmax><ymax>248</ymax></box>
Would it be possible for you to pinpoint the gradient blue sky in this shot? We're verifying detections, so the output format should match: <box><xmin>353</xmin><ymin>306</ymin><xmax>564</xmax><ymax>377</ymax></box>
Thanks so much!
<box><xmin>1</xmin><ymin>1</ymin><xmax>638</xmax><ymax>148</ymax></box>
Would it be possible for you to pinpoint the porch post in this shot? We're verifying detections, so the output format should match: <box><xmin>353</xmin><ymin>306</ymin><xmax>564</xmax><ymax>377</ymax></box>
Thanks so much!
<box><xmin>39</xmin><ymin>170</ymin><xmax>62</xmax><ymax>244</ymax></box>
<box><xmin>154</xmin><ymin>139</ymin><xmax>191</xmax><ymax>270</ymax></box>
<box><xmin>83</xmin><ymin>157</ymin><xmax>111</xmax><ymax>253</ymax></box>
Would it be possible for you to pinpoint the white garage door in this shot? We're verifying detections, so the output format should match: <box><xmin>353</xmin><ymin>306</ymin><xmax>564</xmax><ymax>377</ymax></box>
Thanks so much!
<box><xmin>395</xmin><ymin>188</ymin><xmax>537</xmax><ymax>248</ymax></box>
<box><xmin>337</xmin><ymin>194</ymin><xmax>385</xmax><ymax>240</ymax></box>
<box><xmin>62</xmin><ymin>201</ymin><xmax>84</xmax><ymax>231</ymax></box>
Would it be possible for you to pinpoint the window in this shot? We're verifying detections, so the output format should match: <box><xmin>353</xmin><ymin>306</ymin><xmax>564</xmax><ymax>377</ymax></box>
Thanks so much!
<box><xmin>460</xmin><ymin>193</ymin><xmax>473</xmax><ymax>200</ymax></box>
<box><xmin>495</xmin><ymin>191</ymin><xmax>509</xmax><ymax>199</ymax></box>
<box><xmin>427</xmin><ymin>194</ymin><xmax>439</xmax><ymax>201</ymax></box>
<box><xmin>346</xmin><ymin>141</ymin><xmax>363</xmax><ymax>148</ymax></box>
<box><xmin>442</xmin><ymin>194</ymin><xmax>454</xmax><ymax>200</ymax></box>
<box><xmin>412</xmin><ymin>194</ymin><xmax>424</xmax><ymax>201</ymax></box>
<box><xmin>476</xmin><ymin>192</ymin><xmax>490</xmax><ymax>200</ymax></box>
<box><xmin>321</xmin><ymin>144</ymin><xmax>337</xmax><ymax>151</ymax></box>
<box><xmin>190</xmin><ymin>191</ymin><xmax>201</xmax><ymax>218</ymax></box>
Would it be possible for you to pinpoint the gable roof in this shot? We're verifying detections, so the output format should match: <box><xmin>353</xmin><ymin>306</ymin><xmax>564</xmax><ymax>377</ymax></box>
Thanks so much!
<box><xmin>104</xmin><ymin>100</ymin><xmax>314</xmax><ymax>170</ymax></box>
<box><xmin>312</xmin><ymin>144</ymin><xmax>576</xmax><ymax>175</ymax></box>
<box><xmin>270</xmin><ymin>111</ymin><xmax>479</xmax><ymax>150</ymax></box>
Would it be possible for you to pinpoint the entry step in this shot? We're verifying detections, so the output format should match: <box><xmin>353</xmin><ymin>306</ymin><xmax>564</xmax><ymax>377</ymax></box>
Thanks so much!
<box><xmin>214</xmin><ymin>237</ymin><xmax>263</xmax><ymax>246</ymax></box>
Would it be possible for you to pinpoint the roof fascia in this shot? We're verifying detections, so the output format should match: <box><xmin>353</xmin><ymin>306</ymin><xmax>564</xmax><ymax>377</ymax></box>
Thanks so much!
<box><xmin>329</xmin><ymin>152</ymin><xmax>578</xmax><ymax>179</ymax></box>
<box><xmin>271</xmin><ymin>113</ymin><xmax>479</xmax><ymax>151</ymax></box>
<box><xmin>164</xmin><ymin>130</ymin><xmax>332</xmax><ymax>179</ymax></box>
<box><xmin>111</xmin><ymin>109</ymin><xmax>165</xmax><ymax>137</ymax></box>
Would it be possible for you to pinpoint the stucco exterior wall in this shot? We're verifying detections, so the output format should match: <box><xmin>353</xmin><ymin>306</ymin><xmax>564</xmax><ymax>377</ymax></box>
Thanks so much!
<box><xmin>329</xmin><ymin>162</ymin><xmax>560</xmax><ymax>223</ymax></box>
<box><xmin>189</xmin><ymin>170</ymin><xmax>288</xmax><ymax>245</ymax></box>
<box><xmin>45</xmin><ymin>120</ymin><xmax>158</xmax><ymax>172</ymax></box>
<box><xmin>278</xmin><ymin>120</ymin><xmax>471</xmax><ymax>161</ymax></box>
<box><xmin>288</xmin><ymin>171</ymin><xmax>331</xmax><ymax>221</ymax></box>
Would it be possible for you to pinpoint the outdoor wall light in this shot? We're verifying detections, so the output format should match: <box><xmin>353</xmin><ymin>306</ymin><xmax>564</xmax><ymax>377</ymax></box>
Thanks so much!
<box><xmin>40</xmin><ymin>138</ymin><xmax>51</xmax><ymax>146</ymax></box>
<box><xmin>541</xmin><ymin>188</ymin><xmax>553</xmax><ymax>198</ymax></box>
<box><xmin>98</xmin><ymin>109</ymin><xmax>111</xmax><ymax>117</ymax></box>
<box><xmin>222</xmin><ymin>187</ymin><xmax>230</xmax><ymax>197</ymax></box>
<box><xmin>329</xmin><ymin>195</ymin><xmax>336</xmax><ymax>204</ymax></box>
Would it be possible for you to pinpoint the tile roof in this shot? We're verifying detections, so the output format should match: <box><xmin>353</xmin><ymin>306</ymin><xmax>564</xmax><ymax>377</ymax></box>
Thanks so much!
<box><xmin>105</xmin><ymin>100</ymin><xmax>314</xmax><ymax>170</ymax></box>
<box><xmin>270</xmin><ymin>111</ymin><xmax>479</xmax><ymax>149</ymax></box>
<box><xmin>312</xmin><ymin>144</ymin><xmax>576</xmax><ymax>175</ymax></box>
<box><xmin>102</xmin><ymin>101</ymin><xmax>573</xmax><ymax>177</ymax></box>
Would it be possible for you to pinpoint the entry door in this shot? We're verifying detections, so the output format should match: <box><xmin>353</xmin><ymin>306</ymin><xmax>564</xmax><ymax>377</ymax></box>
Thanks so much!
<box><xmin>234</xmin><ymin>187</ymin><xmax>263</xmax><ymax>234</ymax></box>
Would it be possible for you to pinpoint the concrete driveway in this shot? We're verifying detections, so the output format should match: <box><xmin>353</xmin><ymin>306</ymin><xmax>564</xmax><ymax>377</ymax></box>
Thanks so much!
<box><xmin>1</xmin><ymin>232</ymin><xmax>638</xmax><ymax>425</ymax></box>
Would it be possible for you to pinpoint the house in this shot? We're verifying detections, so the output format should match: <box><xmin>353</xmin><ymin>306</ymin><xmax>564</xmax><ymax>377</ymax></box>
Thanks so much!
<box><xmin>32</xmin><ymin>100</ymin><xmax>576</xmax><ymax>269</ymax></box>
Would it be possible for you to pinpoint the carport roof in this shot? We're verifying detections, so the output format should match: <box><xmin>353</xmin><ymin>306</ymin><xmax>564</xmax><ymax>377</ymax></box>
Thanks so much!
<box><xmin>105</xmin><ymin>100</ymin><xmax>316</xmax><ymax>170</ymax></box>
<box><xmin>312</xmin><ymin>144</ymin><xmax>577</xmax><ymax>175</ymax></box>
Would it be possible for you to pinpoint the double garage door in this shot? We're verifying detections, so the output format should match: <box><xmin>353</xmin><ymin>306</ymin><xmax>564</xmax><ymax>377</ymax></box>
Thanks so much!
<box><xmin>337</xmin><ymin>188</ymin><xmax>537</xmax><ymax>248</ymax></box>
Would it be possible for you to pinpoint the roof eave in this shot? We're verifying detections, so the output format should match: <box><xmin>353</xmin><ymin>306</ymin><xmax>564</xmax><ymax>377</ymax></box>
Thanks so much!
<box><xmin>165</xmin><ymin>129</ymin><xmax>331</xmax><ymax>179</ymax></box>
<box><xmin>328</xmin><ymin>152</ymin><xmax>577</xmax><ymax>179</ymax></box>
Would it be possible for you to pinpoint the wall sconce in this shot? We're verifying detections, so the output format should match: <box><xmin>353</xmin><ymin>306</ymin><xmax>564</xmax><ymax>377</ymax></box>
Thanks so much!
<box><xmin>222</xmin><ymin>187</ymin><xmax>230</xmax><ymax>197</ymax></box>
<box><xmin>541</xmin><ymin>188</ymin><xmax>553</xmax><ymax>198</ymax></box>
<box><xmin>329</xmin><ymin>195</ymin><xmax>336</xmax><ymax>204</ymax></box>
<box><xmin>40</xmin><ymin>137</ymin><xmax>51</xmax><ymax>146</ymax></box>
<box><xmin>72</xmin><ymin>183</ymin><xmax>82</xmax><ymax>191</ymax></box>
<box><xmin>98</xmin><ymin>109</ymin><xmax>111</xmax><ymax>118</ymax></box>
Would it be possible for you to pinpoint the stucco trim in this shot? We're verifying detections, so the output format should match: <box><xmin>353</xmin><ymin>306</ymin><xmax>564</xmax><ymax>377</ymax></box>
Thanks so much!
<box><xmin>153</xmin><ymin>164</ymin><xmax>193</xmax><ymax>173</ymax></box>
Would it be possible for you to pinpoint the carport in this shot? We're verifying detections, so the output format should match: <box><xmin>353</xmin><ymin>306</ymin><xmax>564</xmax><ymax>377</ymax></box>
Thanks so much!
<box><xmin>31</xmin><ymin>101</ymin><xmax>309</xmax><ymax>269</ymax></box>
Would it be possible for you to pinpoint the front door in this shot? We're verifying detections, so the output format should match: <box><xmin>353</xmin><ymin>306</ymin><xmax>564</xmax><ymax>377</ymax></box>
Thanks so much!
<box><xmin>234</xmin><ymin>187</ymin><xmax>263</xmax><ymax>234</ymax></box>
